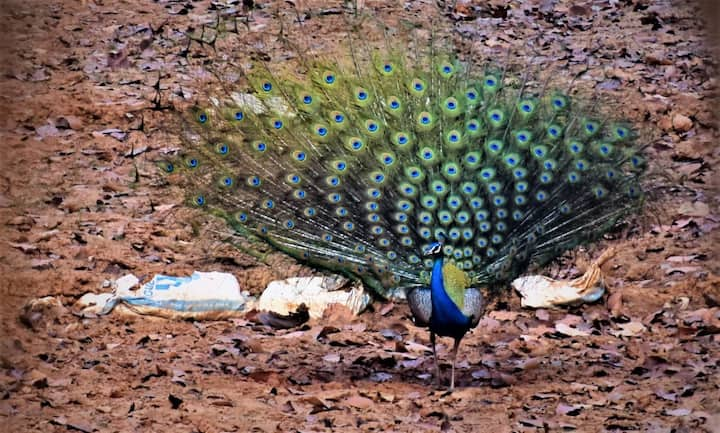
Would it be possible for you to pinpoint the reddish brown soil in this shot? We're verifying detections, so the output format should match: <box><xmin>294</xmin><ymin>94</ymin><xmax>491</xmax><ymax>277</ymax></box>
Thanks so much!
<box><xmin>1</xmin><ymin>1</ymin><xmax>718</xmax><ymax>432</ymax></box>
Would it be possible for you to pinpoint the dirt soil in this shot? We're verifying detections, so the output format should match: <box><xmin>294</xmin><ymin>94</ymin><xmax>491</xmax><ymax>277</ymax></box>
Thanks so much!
<box><xmin>1</xmin><ymin>1</ymin><xmax>719</xmax><ymax>432</ymax></box>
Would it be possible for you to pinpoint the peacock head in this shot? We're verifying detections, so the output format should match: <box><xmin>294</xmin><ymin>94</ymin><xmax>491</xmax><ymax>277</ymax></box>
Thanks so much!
<box><xmin>423</xmin><ymin>235</ymin><xmax>446</xmax><ymax>258</ymax></box>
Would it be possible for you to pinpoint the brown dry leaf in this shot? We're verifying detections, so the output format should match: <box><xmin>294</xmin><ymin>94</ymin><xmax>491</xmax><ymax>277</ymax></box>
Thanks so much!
<box><xmin>678</xmin><ymin>201</ymin><xmax>710</xmax><ymax>218</ymax></box>
<box><xmin>665</xmin><ymin>255</ymin><xmax>700</xmax><ymax>262</ymax></box>
<box><xmin>607</xmin><ymin>291</ymin><xmax>624</xmax><ymax>317</ymax></box>
<box><xmin>322</xmin><ymin>353</ymin><xmax>342</xmax><ymax>363</ymax></box>
<box><xmin>672</xmin><ymin>113</ymin><xmax>693</xmax><ymax>132</ymax></box>
<box><xmin>535</xmin><ymin>309</ymin><xmax>550</xmax><ymax>321</ymax></box>
<box><xmin>556</xmin><ymin>402</ymin><xmax>583</xmax><ymax>416</ymax></box>
<box><xmin>661</xmin><ymin>264</ymin><xmax>704</xmax><ymax>275</ymax></box>
<box><xmin>378</xmin><ymin>302</ymin><xmax>395</xmax><ymax>316</ymax></box>
<box><xmin>611</xmin><ymin>322</ymin><xmax>646</xmax><ymax>337</ymax></box>
<box><xmin>344</xmin><ymin>394</ymin><xmax>374</xmax><ymax>409</ymax></box>
<box><xmin>489</xmin><ymin>311</ymin><xmax>521</xmax><ymax>321</ymax></box>
<box><xmin>321</xmin><ymin>303</ymin><xmax>356</xmax><ymax>324</ymax></box>
<box><xmin>377</xmin><ymin>391</ymin><xmax>395</xmax><ymax>402</ymax></box>
<box><xmin>298</xmin><ymin>396</ymin><xmax>334</xmax><ymax>414</ymax></box>
<box><xmin>555</xmin><ymin>323</ymin><xmax>591</xmax><ymax>337</ymax></box>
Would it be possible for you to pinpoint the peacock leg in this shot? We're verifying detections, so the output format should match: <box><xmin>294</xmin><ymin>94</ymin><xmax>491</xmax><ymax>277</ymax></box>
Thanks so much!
<box><xmin>449</xmin><ymin>337</ymin><xmax>462</xmax><ymax>391</ymax></box>
<box><xmin>430</xmin><ymin>331</ymin><xmax>441</xmax><ymax>387</ymax></box>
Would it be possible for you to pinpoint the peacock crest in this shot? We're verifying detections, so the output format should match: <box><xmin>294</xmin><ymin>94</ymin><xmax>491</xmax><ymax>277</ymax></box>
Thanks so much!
<box><xmin>160</xmin><ymin>8</ymin><xmax>646</xmax><ymax>299</ymax></box>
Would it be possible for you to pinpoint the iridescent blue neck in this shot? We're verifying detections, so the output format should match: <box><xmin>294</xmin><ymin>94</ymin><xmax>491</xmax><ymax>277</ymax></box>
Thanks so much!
<box><xmin>430</xmin><ymin>256</ymin><xmax>444</xmax><ymax>296</ymax></box>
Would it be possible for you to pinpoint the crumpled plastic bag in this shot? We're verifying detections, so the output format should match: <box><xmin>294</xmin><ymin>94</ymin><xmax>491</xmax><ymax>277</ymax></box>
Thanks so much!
<box><xmin>258</xmin><ymin>276</ymin><xmax>370</xmax><ymax>319</ymax></box>
<box><xmin>76</xmin><ymin>271</ymin><xmax>253</xmax><ymax>320</ymax></box>
<box><xmin>512</xmin><ymin>249</ymin><xmax>615</xmax><ymax>308</ymax></box>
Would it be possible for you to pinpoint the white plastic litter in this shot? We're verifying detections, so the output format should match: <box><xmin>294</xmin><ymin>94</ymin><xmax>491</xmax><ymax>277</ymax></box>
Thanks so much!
<box><xmin>258</xmin><ymin>276</ymin><xmax>370</xmax><ymax>319</ymax></box>
<box><xmin>513</xmin><ymin>249</ymin><xmax>615</xmax><ymax>309</ymax></box>
<box><xmin>76</xmin><ymin>271</ymin><xmax>253</xmax><ymax>319</ymax></box>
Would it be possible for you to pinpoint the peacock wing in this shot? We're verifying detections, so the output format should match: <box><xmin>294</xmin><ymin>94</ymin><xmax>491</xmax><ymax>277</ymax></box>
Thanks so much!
<box><xmin>406</xmin><ymin>286</ymin><xmax>432</xmax><ymax>327</ymax></box>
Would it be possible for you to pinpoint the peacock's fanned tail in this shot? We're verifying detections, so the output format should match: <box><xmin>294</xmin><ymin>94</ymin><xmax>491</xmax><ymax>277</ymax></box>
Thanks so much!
<box><xmin>163</xmin><ymin>21</ymin><xmax>646</xmax><ymax>297</ymax></box>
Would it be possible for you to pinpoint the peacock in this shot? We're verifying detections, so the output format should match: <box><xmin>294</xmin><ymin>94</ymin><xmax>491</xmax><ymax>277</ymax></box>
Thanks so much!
<box><xmin>160</xmin><ymin>11</ymin><xmax>646</xmax><ymax>389</ymax></box>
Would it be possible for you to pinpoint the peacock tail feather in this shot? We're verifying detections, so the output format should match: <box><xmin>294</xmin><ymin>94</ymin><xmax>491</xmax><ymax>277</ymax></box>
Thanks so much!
<box><xmin>162</xmin><ymin>12</ymin><xmax>646</xmax><ymax>298</ymax></box>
